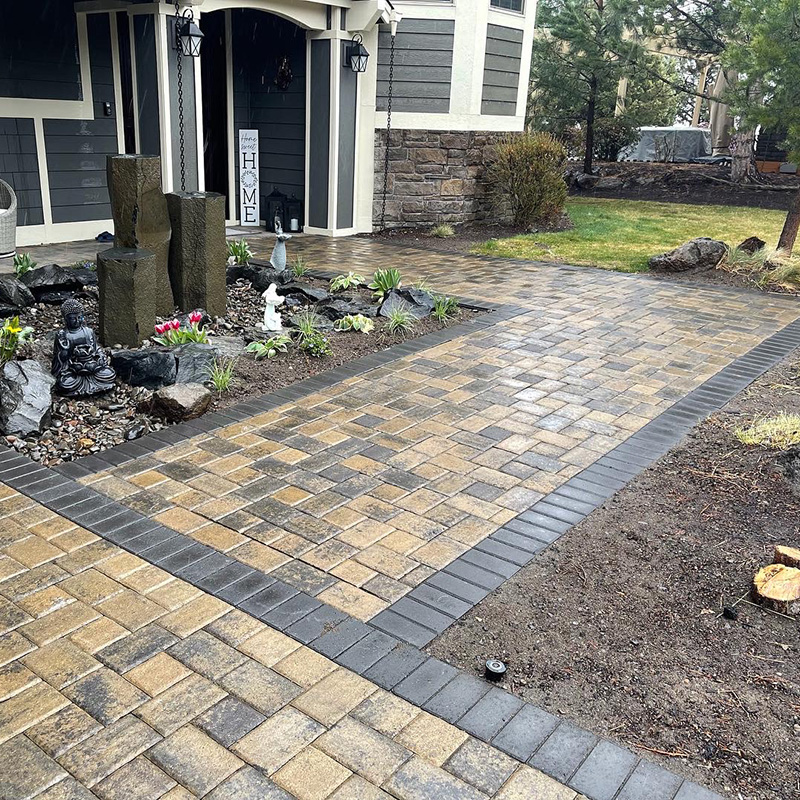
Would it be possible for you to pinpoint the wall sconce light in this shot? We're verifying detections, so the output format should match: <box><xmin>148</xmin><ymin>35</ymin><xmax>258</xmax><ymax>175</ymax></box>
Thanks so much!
<box><xmin>346</xmin><ymin>33</ymin><xmax>369</xmax><ymax>73</ymax></box>
<box><xmin>176</xmin><ymin>8</ymin><xmax>204</xmax><ymax>57</ymax></box>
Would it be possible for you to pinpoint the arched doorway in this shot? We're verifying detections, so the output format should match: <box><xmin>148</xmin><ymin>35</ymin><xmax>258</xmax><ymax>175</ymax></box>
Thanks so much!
<box><xmin>200</xmin><ymin>8</ymin><xmax>306</xmax><ymax>224</ymax></box>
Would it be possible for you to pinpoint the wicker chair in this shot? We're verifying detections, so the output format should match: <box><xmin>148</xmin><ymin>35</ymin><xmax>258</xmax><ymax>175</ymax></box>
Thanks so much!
<box><xmin>0</xmin><ymin>178</ymin><xmax>18</xmax><ymax>259</ymax></box>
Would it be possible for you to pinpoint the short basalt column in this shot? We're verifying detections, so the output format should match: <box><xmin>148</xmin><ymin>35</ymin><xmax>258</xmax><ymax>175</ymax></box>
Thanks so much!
<box><xmin>97</xmin><ymin>247</ymin><xmax>157</xmax><ymax>347</ymax></box>
<box><xmin>165</xmin><ymin>191</ymin><xmax>227</xmax><ymax>318</ymax></box>
<box><xmin>107</xmin><ymin>155</ymin><xmax>174</xmax><ymax>315</ymax></box>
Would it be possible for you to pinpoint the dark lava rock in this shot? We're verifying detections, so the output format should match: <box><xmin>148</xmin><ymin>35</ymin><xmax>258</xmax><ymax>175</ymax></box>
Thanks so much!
<box><xmin>175</xmin><ymin>308</ymin><xmax>212</xmax><ymax>327</ymax></box>
<box><xmin>250</xmin><ymin>267</ymin><xmax>293</xmax><ymax>293</ymax></box>
<box><xmin>379</xmin><ymin>288</ymin><xmax>434</xmax><ymax>319</ymax></box>
<box><xmin>0</xmin><ymin>275</ymin><xmax>35</xmax><ymax>315</ymax></box>
<box><xmin>173</xmin><ymin>342</ymin><xmax>217</xmax><ymax>383</ymax></box>
<box><xmin>153</xmin><ymin>382</ymin><xmax>212</xmax><ymax>421</ymax></box>
<box><xmin>286</xmin><ymin>312</ymin><xmax>334</xmax><ymax>331</ymax></box>
<box><xmin>738</xmin><ymin>236</ymin><xmax>767</xmax><ymax>254</ymax></box>
<box><xmin>20</xmin><ymin>264</ymin><xmax>87</xmax><ymax>302</ymax></box>
<box><xmin>649</xmin><ymin>238</ymin><xmax>727</xmax><ymax>273</ymax></box>
<box><xmin>0</xmin><ymin>360</ymin><xmax>55</xmax><ymax>436</ymax></box>
<box><xmin>111</xmin><ymin>349</ymin><xmax>177</xmax><ymax>389</ymax></box>
<box><xmin>317</xmin><ymin>296</ymin><xmax>379</xmax><ymax>321</ymax></box>
<box><xmin>282</xmin><ymin>282</ymin><xmax>329</xmax><ymax>304</ymax></box>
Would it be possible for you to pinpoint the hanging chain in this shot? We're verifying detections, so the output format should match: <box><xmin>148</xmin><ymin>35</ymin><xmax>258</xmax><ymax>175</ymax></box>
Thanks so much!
<box><xmin>174</xmin><ymin>1</ymin><xmax>187</xmax><ymax>191</ymax></box>
<box><xmin>380</xmin><ymin>31</ymin><xmax>395</xmax><ymax>232</ymax></box>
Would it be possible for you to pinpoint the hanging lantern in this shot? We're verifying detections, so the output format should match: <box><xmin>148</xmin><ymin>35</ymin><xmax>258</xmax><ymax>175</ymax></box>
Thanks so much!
<box><xmin>176</xmin><ymin>10</ymin><xmax>204</xmax><ymax>58</ymax></box>
<box><xmin>346</xmin><ymin>34</ymin><xmax>369</xmax><ymax>73</ymax></box>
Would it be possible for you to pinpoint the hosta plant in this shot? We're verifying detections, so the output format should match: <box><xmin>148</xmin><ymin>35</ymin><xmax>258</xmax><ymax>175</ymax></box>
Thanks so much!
<box><xmin>368</xmin><ymin>268</ymin><xmax>402</xmax><ymax>300</ymax></box>
<box><xmin>246</xmin><ymin>334</ymin><xmax>292</xmax><ymax>360</ymax></box>
<box><xmin>330</xmin><ymin>272</ymin><xmax>365</xmax><ymax>292</ymax></box>
<box><xmin>335</xmin><ymin>314</ymin><xmax>374</xmax><ymax>334</ymax></box>
<box><xmin>153</xmin><ymin>310</ymin><xmax>209</xmax><ymax>345</ymax></box>
<box><xmin>0</xmin><ymin>316</ymin><xmax>34</xmax><ymax>366</ymax></box>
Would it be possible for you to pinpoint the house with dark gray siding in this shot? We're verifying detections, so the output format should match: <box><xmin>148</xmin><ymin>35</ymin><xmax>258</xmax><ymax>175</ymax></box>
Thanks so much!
<box><xmin>1</xmin><ymin>0</ymin><xmax>536</xmax><ymax>246</ymax></box>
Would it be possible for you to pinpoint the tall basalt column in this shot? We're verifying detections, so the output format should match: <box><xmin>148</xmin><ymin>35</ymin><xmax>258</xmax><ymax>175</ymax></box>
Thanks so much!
<box><xmin>107</xmin><ymin>155</ymin><xmax>174</xmax><ymax>315</ymax></box>
<box><xmin>165</xmin><ymin>191</ymin><xmax>227</xmax><ymax>318</ymax></box>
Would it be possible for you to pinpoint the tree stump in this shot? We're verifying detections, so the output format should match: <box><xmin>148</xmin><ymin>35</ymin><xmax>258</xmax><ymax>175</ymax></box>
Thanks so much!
<box><xmin>774</xmin><ymin>545</ymin><xmax>800</xmax><ymax>569</ymax></box>
<box><xmin>753</xmin><ymin>564</ymin><xmax>800</xmax><ymax>615</ymax></box>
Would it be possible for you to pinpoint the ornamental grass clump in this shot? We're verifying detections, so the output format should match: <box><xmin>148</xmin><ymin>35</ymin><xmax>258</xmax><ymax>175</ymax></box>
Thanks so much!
<box><xmin>153</xmin><ymin>311</ymin><xmax>209</xmax><ymax>345</ymax></box>
<box><xmin>486</xmin><ymin>132</ymin><xmax>568</xmax><ymax>230</ymax></box>
<box><xmin>735</xmin><ymin>414</ymin><xmax>800</xmax><ymax>450</ymax></box>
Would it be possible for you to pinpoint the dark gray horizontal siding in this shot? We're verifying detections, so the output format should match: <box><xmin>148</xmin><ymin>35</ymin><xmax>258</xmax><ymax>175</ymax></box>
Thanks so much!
<box><xmin>232</xmin><ymin>9</ymin><xmax>306</xmax><ymax>211</ymax></box>
<box><xmin>134</xmin><ymin>14</ymin><xmax>160</xmax><ymax>157</ymax></box>
<box><xmin>377</xmin><ymin>19</ymin><xmax>454</xmax><ymax>113</ymax></box>
<box><xmin>0</xmin><ymin>2</ymin><xmax>82</xmax><ymax>101</ymax></box>
<box><xmin>481</xmin><ymin>24</ymin><xmax>523</xmax><ymax>116</ymax></box>
<box><xmin>0</xmin><ymin>118</ymin><xmax>43</xmax><ymax>226</ymax></box>
<box><xmin>45</xmin><ymin>13</ymin><xmax>118</xmax><ymax>224</ymax></box>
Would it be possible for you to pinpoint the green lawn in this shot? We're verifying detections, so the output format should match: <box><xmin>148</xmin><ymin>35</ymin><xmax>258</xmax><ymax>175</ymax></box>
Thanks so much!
<box><xmin>474</xmin><ymin>197</ymin><xmax>789</xmax><ymax>272</ymax></box>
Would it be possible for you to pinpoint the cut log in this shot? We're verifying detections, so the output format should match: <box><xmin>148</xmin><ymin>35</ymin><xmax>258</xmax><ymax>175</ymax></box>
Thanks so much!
<box><xmin>753</xmin><ymin>564</ymin><xmax>800</xmax><ymax>615</ymax></box>
<box><xmin>774</xmin><ymin>545</ymin><xmax>800</xmax><ymax>569</ymax></box>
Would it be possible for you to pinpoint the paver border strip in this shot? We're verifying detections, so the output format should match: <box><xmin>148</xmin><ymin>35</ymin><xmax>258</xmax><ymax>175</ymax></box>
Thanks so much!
<box><xmin>4</xmin><ymin>285</ymin><xmax>791</xmax><ymax>800</ymax></box>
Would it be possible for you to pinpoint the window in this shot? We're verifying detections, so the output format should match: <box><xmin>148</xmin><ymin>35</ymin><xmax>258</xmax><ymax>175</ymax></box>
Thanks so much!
<box><xmin>490</xmin><ymin>0</ymin><xmax>524</xmax><ymax>12</ymax></box>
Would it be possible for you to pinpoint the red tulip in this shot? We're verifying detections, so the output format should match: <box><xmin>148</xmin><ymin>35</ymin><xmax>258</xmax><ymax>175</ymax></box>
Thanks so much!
<box><xmin>189</xmin><ymin>310</ymin><xmax>202</xmax><ymax>325</ymax></box>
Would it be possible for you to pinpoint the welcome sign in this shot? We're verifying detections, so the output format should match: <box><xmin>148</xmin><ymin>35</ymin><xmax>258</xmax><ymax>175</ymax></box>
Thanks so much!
<box><xmin>239</xmin><ymin>129</ymin><xmax>260</xmax><ymax>226</ymax></box>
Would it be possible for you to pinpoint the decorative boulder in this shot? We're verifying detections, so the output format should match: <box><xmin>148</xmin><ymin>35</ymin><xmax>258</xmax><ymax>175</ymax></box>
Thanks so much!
<box><xmin>649</xmin><ymin>238</ymin><xmax>727</xmax><ymax>273</ymax></box>
<box><xmin>594</xmin><ymin>176</ymin><xmax>624</xmax><ymax>190</ymax></box>
<box><xmin>0</xmin><ymin>275</ymin><xmax>35</xmax><ymax>316</ymax></box>
<box><xmin>173</xmin><ymin>342</ymin><xmax>217</xmax><ymax>384</ymax></box>
<box><xmin>111</xmin><ymin>349</ymin><xmax>176</xmax><ymax>390</ymax></box>
<box><xmin>575</xmin><ymin>173</ymin><xmax>599</xmax><ymax>189</ymax></box>
<box><xmin>153</xmin><ymin>382</ymin><xmax>212</xmax><ymax>421</ymax></box>
<box><xmin>251</xmin><ymin>267</ymin><xmax>293</xmax><ymax>293</ymax></box>
<box><xmin>282</xmin><ymin>282</ymin><xmax>329</xmax><ymax>304</ymax></box>
<box><xmin>20</xmin><ymin>264</ymin><xmax>92</xmax><ymax>304</ymax></box>
<box><xmin>379</xmin><ymin>288</ymin><xmax>435</xmax><ymax>319</ymax></box>
<box><xmin>318</xmin><ymin>297</ymin><xmax>379</xmax><ymax>321</ymax></box>
<box><xmin>738</xmin><ymin>236</ymin><xmax>767</xmax><ymax>254</ymax></box>
<box><xmin>0</xmin><ymin>360</ymin><xmax>55</xmax><ymax>436</ymax></box>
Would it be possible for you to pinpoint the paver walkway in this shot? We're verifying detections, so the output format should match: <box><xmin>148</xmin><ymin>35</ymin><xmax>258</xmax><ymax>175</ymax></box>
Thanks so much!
<box><xmin>0</xmin><ymin>487</ymin><xmax>578</xmax><ymax>800</ymax></box>
<box><xmin>3</xmin><ymin>236</ymin><xmax>799</xmax><ymax>800</ymax></box>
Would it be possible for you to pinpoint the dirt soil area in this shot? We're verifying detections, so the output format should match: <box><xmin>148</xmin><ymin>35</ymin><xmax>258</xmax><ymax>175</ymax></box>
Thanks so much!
<box><xmin>574</xmin><ymin>162</ymin><xmax>799</xmax><ymax>211</ymax></box>
<box><xmin>429</xmin><ymin>354</ymin><xmax>800</xmax><ymax>800</ymax></box>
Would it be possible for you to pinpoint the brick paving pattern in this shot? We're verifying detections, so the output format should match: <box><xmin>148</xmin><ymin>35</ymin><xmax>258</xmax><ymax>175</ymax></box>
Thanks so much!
<box><xmin>0</xmin><ymin>486</ymin><xmax>581</xmax><ymax>800</ymax></box>
<box><xmin>80</xmin><ymin>239</ymin><xmax>799</xmax><ymax>620</ymax></box>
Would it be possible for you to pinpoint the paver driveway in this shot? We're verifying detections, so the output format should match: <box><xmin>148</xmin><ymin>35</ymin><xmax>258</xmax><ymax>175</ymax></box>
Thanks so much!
<box><xmin>3</xmin><ymin>236</ymin><xmax>798</xmax><ymax>800</ymax></box>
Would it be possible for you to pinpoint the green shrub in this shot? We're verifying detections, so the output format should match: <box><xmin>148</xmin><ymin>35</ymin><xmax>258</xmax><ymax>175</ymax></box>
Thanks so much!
<box><xmin>290</xmin><ymin>256</ymin><xmax>309</xmax><ymax>277</ymax></box>
<box><xmin>299</xmin><ymin>330</ymin><xmax>331</xmax><ymax>357</ymax></box>
<box><xmin>227</xmin><ymin>239</ymin><xmax>251</xmax><ymax>265</ymax></box>
<box><xmin>12</xmin><ymin>252</ymin><xmax>36</xmax><ymax>278</ymax></box>
<box><xmin>432</xmin><ymin>295</ymin><xmax>459</xmax><ymax>324</ymax></box>
<box><xmin>386</xmin><ymin>307</ymin><xmax>415</xmax><ymax>335</ymax></box>
<box><xmin>208</xmin><ymin>358</ymin><xmax>237</xmax><ymax>392</ymax></box>
<box><xmin>592</xmin><ymin>117</ymin><xmax>639</xmax><ymax>162</ymax></box>
<box><xmin>486</xmin><ymin>132</ymin><xmax>568</xmax><ymax>230</ymax></box>
<box><xmin>368</xmin><ymin>268</ymin><xmax>402</xmax><ymax>300</ymax></box>
<box><xmin>335</xmin><ymin>314</ymin><xmax>374</xmax><ymax>333</ymax></box>
<box><xmin>246</xmin><ymin>334</ymin><xmax>292</xmax><ymax>360</ymax></box>
<box><xmin>330</xmin><ymin>272</ymin><xmax>365</xmax><ymax>292</ymax></box>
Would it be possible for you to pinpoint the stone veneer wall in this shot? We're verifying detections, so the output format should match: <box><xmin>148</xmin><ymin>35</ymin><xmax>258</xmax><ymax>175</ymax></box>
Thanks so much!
<box><xmin>373</xmin><ymin>129</ymin><xmax>507</xmax><ymax>228</ymax></box>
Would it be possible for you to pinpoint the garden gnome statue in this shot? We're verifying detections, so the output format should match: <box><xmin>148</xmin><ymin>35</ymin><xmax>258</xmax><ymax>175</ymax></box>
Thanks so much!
<box><xmin>52</xmin><ymin>298</ymin><xmax>116</xmax><ymax>396</ymax></box>
<box><xmin>259</xmin><ymin>283</ymin><xmax>285</xmax><ymax>332</ymax></box>
<box><xmin>270</xmin><ymin>217</ymin><xmax>292</xmax><ymax>272</ymax></box>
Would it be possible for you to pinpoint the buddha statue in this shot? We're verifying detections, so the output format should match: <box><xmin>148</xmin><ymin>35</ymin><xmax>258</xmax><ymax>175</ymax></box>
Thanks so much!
<box><xmin>52</xmin><ymin>298</ymin><xmax>116</xmax><ymax>396</ymax></box>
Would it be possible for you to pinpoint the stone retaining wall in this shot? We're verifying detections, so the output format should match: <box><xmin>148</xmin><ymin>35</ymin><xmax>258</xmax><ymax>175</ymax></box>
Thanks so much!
<box><xmin>373</xmin><ymin>129</ymin><xmax>506</xmax><ymax>228</ymax></box>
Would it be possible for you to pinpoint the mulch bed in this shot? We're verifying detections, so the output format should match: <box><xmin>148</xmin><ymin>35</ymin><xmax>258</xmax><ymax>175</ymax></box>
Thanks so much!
<box><xmin>6</xmin><ymin>273</ymin><xmax>481</xmax><ymax>466</ymax></box>
<box><xmin>428</xmin><ymin>354</ymin><xmax>800</xmax><ymax>800</ymax></box>
<box><xmin>573</xmin><ymin>162</ymin><xmax>799</xmax><ymax>211</ymax></box>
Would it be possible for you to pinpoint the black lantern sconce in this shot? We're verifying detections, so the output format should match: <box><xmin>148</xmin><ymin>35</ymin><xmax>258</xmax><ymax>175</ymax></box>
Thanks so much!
<box><xmin>176</xmin><ymin>8</ymin><xmax>204</xmax><ymax>58</ymax></box>
<box><xmin>265</xmin><ymin>188</ymin><xmax>288</xmax><ymax>233</ymax></box>
<box><xmin>346</xmin><ymin>34</ymin><xmax>369</xmax><ymax>73</ymax></box>
<box><xmin>286</xmin><ymin>195</ymin><xmax>304</xmax><ymax>232</ymax></box>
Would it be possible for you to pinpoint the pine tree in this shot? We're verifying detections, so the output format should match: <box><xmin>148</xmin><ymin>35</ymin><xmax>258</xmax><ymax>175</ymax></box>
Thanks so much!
<box><xmin>724</xmin><ymin>0</ymin><xmax>800</xmax><ymax>251</ymax></box>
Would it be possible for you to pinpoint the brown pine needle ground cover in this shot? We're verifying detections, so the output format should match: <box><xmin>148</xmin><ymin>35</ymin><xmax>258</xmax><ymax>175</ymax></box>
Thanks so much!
<box><xmin>429</xmin><ymin>355</ymin><xmax>800</xmax><ymax>800</ymax></box>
